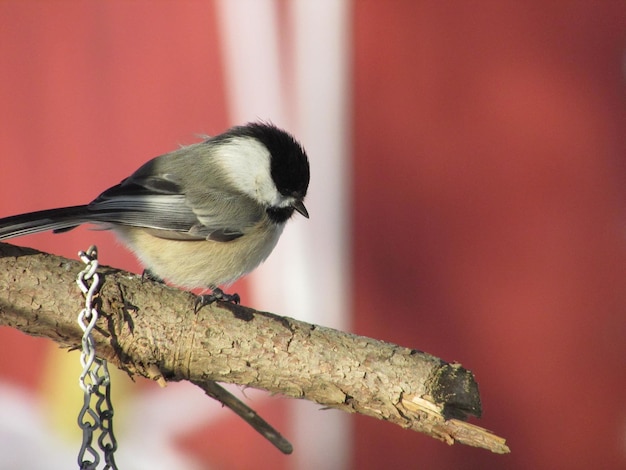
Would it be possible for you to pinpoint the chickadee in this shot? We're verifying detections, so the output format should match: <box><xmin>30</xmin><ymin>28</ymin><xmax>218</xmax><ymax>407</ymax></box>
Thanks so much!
<box><xmin>0</xmin><ymin>122</ymin><xmax>310</xmax><ymax>304</ymax></box>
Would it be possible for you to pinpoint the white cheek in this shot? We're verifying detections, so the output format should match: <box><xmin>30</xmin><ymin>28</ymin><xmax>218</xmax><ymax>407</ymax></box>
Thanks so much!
<box><xmin>214</xmin><ymin>137</ymin><xmax>282</xmax><ymax>205</ymax></box>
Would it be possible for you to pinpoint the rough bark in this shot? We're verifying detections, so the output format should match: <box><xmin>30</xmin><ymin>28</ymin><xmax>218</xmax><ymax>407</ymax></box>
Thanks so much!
<box><xmin>0</xmin><ymin>242</ymin><xmax>509</xmax><ymax>454</ymax></box>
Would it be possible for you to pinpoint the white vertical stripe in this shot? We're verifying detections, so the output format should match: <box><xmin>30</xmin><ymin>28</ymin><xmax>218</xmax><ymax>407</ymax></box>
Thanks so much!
<box><xmin>290</xmin><ymin>0</ymin><xmax>351</xmax><ymax>331</ymax></box>
<box><xmin>215</xmin><ymin>0</ymin><xmax>287</xmax><ymax>124</ymax></box>
<box><xmin>216</xmin><ymin>1</ymin><xmax>351</xmax><ymax>468</ymax></box>
<box><xmin>289</xmin><ymin>2</ymin><xmax>351</xmax><ymax>469</ymax></box>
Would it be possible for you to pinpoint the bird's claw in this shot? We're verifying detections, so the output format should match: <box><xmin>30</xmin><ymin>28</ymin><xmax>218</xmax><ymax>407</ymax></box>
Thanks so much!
<box><xmin>194</xmin><ymin>288</ymin><xmax>240</xmax><ymax>313</ymax></box>
<box><xmin>142</xmin><ymin>269</ymin><xmax>165</xmax><ymax>284</ymax></box>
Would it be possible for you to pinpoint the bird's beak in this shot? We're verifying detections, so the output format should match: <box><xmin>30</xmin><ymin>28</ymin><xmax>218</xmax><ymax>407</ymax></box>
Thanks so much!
<box><xmin>292</xmin><ymin>200</ymin><xmax>309</xmax><ymax>218</ymax></box>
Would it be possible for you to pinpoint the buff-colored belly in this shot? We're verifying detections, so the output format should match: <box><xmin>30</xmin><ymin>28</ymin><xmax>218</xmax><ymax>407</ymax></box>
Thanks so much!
<box><xmin>112</xmin><ymin>221</ymin><xmax>283</xmax><ymax>289</ymax></box>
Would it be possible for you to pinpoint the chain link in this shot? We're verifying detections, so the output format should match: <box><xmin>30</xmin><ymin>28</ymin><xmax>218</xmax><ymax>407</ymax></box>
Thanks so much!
<box><xmin>76</xmin><ymin>246</ymin><xmax>118</xmax><ymax>470</ymax></box>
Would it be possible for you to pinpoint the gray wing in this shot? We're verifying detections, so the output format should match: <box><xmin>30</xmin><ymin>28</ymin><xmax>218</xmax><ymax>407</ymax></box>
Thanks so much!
<box><xmin>0</xmin><ymin>141</ymin><xmax>265</xmax><ymax>242</ymax></box>
<box><xmin>89</xmin><ymin>170</ymin><xmax>264</xmax><ymax>242</ymax></box>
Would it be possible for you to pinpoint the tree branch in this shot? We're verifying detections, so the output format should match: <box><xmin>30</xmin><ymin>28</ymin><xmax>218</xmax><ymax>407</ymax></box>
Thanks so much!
<box><xmin>0</xmin><ymin>242</ymin><xmax>509</xmax><ymax>454</ymax></box>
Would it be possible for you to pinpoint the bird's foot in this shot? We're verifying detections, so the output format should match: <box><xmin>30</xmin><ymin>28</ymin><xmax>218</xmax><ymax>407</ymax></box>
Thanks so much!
<box><xmin>194</xmin><ymin>288</ymin><xmax>240</xmax><ymax>313</ymax></box>
<box><xmin>142</xmin><ymin>269</ymin><xmax>165</xmax><ymax>284</ymax></box>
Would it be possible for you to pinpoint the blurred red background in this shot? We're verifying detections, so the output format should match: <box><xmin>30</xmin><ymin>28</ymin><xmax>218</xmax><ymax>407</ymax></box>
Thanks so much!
<box><xmin>1</xmin><ymin>2</ymin><xmax>626</xmax><ymax>469</ymax></box>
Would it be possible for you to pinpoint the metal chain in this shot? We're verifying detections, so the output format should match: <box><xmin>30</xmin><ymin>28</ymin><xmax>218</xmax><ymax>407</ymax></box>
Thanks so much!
<box><xmin>76</xmin><ymin>246</ymin><xmax>118</xmax><ymax>470</ymax></box>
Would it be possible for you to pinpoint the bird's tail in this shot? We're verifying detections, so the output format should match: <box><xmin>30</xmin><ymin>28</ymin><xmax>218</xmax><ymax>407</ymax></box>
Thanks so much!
<box><xmin>0</xmin><ymin>205</ymin><xmax>92</xmax><ymax>240</ymax></box>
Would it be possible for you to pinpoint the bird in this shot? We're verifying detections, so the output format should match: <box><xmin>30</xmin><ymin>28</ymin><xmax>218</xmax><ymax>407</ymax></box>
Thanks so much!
<box><xmin>0</xmin><ymin>122</ymin><xmax>310</xmax><ymax>306</ymax></box>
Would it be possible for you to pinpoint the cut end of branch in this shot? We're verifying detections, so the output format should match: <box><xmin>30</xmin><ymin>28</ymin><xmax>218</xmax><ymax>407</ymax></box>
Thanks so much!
<box><xmin>430</xmin><ymin>362</ymin><xmax>482</xmax><ymax>419</ymax></box>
